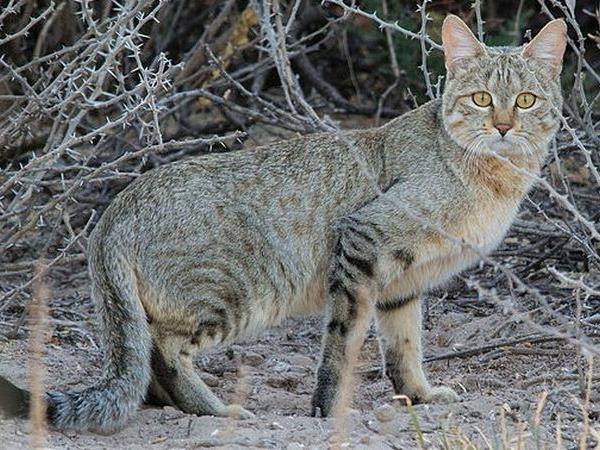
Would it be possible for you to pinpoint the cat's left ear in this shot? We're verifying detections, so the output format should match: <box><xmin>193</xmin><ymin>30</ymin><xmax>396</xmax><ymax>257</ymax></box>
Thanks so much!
<box><xmin>522</xmin><ymin>19</ymin><xmax>567</xmax><ymax>77</ymax></box>
<box><xmin>442</xmin><ymin>15</ymin><xmax>486</xmax><ymax>74</ymax></box>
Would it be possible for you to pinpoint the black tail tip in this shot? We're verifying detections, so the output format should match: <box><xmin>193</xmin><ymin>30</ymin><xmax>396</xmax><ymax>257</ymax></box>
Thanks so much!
<box><xmin>0</xmin><ymin>376</ymin><xmax>30</xmax><ymax>418</ymax></box>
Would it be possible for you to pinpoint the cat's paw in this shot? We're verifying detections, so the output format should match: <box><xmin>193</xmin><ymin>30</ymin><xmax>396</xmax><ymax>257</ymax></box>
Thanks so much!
<box><xmin>311</xmin><ymin>365</ymin><xmax>341</xmax><ymax>417</ymax></box>
<box><xmin>420</xmin><ymin>385</ymin><xmax>459</xmax><ymax>404</ymax></box>
<box><xmin>223</xmin><ymin>404</ymin><xmax>255</xmax><ymax>419</ymax></box>
<box><xmin>311</xmin><ymin>381</ymin><xmax>336</xmax><ymax>417</ymax></box>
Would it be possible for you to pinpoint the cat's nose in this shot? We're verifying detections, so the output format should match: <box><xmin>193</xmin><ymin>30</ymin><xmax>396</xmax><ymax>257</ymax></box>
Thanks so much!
<box><xmin>495</xmin><ymin>124</ymin><xmax>512</xmax><ymax>136</ymax></box>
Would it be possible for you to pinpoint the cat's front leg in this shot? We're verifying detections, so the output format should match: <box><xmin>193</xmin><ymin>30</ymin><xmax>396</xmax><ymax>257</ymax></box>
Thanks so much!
<box><xmin>311</xmin><ymin>284</ymin><xmax>373</xmax><ymax>417</ymax></box>
<box><xmin>376</xmin><ymin>296</ymin><xmax>458</xmax><ymax>404</ymax></box>
<box><xmin>311</xmin><ymin>218</ymin><xmax>377</xmax><ymax>417</ymax></box>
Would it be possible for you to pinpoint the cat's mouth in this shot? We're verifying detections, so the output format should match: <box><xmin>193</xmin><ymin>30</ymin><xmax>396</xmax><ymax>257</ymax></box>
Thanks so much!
<box><xmin>463</xmin><ymin>131</ymin><xmax>537</xmax><ymax>159</ymax></box>
<box><xmin>490</xmin><ymin>136</ymin><xmax>513</xmax><ymax>148</ymax></box>
<box><xmin>480</xmin><ymin>134</ymin><xmax>526</xmax><ymax>156</ymax></box>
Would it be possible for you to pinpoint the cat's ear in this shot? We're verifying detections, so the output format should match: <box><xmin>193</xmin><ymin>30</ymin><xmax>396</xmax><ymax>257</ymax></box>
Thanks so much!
<box><xmin>521</xmin><ymin>19</ymin><xmax>567</xmax><ymax>76</ymax></box>
<box><xmin>442</xmin><ymin>15</ymin><xmax>485</xmax><ymax>73</ymax></box>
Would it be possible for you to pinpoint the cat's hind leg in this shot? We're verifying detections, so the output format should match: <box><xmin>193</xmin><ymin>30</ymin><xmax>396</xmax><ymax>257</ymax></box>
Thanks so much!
<box><xmin>145</xmin><ymin>362</ymin><xmax>174</xmax><ymax>408</ymax></box>
<box><xmin>148</xmin><ymin>330</ymin><xmax>253</xmax><ymax>419</ymax></box>
<box><xmin>375</xmin><ymin>296</ymin><xmax>458</xmax><ymax>404</ymax></box>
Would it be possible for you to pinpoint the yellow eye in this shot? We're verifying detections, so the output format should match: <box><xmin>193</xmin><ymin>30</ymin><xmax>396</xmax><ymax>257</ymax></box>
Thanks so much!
<box><xmin>515</xmin><ymin>92</ymin><xmax>536</xmax><ymax>109</ymax></box>
<box><xmin>472</xmin><ymin>91</ymin><xmax>492</xmax><ymax>107</ymax></box>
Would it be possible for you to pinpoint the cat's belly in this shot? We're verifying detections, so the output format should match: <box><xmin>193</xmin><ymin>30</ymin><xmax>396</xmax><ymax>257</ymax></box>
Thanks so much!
<box><xmin>382</xmin><ymin>250</ymin><xmax>482</xmax><ymax>299</ymax></box>
<box><xmin>235</xmin><ymin>197</ymin><xmax>519</xmax><ymax>332</ymax></box>
<box><xmin>232</xmin><ymin>260</ymin><xmax>328</xmax><ymax>338</ymax></box>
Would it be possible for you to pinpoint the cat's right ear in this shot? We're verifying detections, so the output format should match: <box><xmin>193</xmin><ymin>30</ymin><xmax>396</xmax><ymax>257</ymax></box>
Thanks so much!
<box><xmin>442</xmin><ymin>15</ymin><xmax>485</xmax><ymax>74</ymax></box>
<box><xmin>521</xmin><ymin>19</ymin><xmax>567</xmax><ymax>77</ymax></box>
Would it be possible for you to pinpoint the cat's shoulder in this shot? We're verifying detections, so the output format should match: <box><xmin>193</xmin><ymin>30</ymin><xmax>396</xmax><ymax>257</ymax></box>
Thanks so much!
<box><xmin>380</xmin><ymin>99</ymin><xmax>443</xmax><ymax>135</ymax></box>
<box><xmin>387</xmin><ymin>98</ymin><xmax>441</xmax><ymax>122</ymax></box>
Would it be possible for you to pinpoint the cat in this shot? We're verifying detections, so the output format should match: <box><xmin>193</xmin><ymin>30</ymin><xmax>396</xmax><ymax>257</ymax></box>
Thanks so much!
<box><xmin>0</xmin><ymin>15</ymin><xmax>566</xmax><ymax>432</ymax></box>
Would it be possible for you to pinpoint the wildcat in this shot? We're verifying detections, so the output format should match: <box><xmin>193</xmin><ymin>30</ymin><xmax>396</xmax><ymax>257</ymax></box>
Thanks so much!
<box><xmin>0</xmin><ymin>15</ymin><xmax>566</xmax><ymax>432</ymax></box>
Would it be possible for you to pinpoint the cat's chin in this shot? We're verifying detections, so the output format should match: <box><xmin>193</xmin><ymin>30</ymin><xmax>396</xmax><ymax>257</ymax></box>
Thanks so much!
<box><xmin>482</xmin><ymin>138</ymin><xmax>527</xmax><ymax>157</ymax></box>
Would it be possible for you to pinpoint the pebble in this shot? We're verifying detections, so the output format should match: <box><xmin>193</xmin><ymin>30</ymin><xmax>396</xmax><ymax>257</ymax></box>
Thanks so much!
<box><xmin>287</xmin><ymin>354</ymin><xmax>313</xmax><ymax>368</ymax></box>
<box><xmin>287</xmin><ymin>443</ymin><xmax>305</xmax><ymax>450</ymax></box>
<box><xmin>374</xmin><ymin>403</ymin><xmax>396</xmax><ymax>423</ymax></box>
<box><xmin>242</xmin><ymin>351</ymin><xmax>265</xmax><ymax>367</ymax></box>
<box><xmin>270</xmin><ymin>421</ymin><xmax>285</xmax><ymax>430</ymax></box>
<box><xmin>509</xmin><ymin>400</ymin><xmax>528</xmax><ymax>411</ymax></box>
<box><xmin>201</xmin><ymin>372</ymin><xmax>220</xmax><ymax>387</ymax></box>
<box><xmin>266</xmin><ymin>375</ymin><xmax>300</xmax><ymax>390</ymax></box>
<box><xmin>469</xmin><ymin>410</ymin><xmax>484</xmax><ymax>419</ymax></box>
<box><xmin>161</xmin><ymin>406</ymin><xmax>180</xmax><ymax>414</ymax></box>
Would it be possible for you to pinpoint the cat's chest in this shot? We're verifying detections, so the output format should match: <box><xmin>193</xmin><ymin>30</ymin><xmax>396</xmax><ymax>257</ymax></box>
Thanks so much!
<box><xmin>380</xmin><ymin>196</ymin><xmax>522</xmax><ymax>300</ymax></box>
<box><xmin>453</xmin><ymin>198</ymin><xmax>520</xmax><ymax>254</ymax></box>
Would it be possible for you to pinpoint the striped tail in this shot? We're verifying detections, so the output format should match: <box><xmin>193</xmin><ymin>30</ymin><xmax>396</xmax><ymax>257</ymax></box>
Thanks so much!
<box><xmin>1</xmin><ymin>240</ymin><xmax>152</xmax><ymax>434</ymax></box>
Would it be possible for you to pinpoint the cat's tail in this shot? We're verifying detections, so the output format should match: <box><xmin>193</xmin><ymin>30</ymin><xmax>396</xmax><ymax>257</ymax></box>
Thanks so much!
<box><xmin>0</xmin><ymin>238</ymin><xmax>152</xmax><ymax>433</ymax></box>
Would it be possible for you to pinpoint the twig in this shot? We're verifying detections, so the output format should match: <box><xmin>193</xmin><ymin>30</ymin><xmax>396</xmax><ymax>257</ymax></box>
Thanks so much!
<box><xmin>423</xmin><ymin>335</ymin><xmax>565</xmax><ymax>362</ymax></box>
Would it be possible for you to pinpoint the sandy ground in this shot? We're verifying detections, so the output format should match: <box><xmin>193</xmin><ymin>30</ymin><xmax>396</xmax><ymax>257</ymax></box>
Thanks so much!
<box><xmin>1</xmin><ymin>286</ymin><xmax>598</xmax><ymax>449</ymax></box>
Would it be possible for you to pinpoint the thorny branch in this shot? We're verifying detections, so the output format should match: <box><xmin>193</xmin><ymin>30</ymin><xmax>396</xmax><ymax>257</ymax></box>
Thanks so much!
<box><xmin>0</xmin><ymin>1</ymin><xmax>598</xmax><ymax>442</ymax></box>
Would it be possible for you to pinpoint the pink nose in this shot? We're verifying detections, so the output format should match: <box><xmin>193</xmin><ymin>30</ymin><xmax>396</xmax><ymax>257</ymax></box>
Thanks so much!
<box><xmin>495</xmin><ymin>124</ymin><xmax>512</xmax><ymax>136</ymax></box>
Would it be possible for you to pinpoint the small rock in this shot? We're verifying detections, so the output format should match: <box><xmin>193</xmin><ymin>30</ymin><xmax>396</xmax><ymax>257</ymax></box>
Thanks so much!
<box><xmin>374</xmin><ymin>403</ymin><xmax>396</xmax><ymax>423</ymax></box>
<box><xmin>270</xmin><ymin>421</ymin><xmax>284</xmax><ymax>430</ymax></box>
<box><xmin>243</xmin><ymin>351</ymin><xmax>265</xmax><ymax>367</ymax></box>
<box><xmin>161</xmin><ymin>406</ymin><xmax>180</xmax><ymax>414</ymax></box>
<box><xmin>287</xmin><ymin>354</ymin><xmax>314</xmax><ymax>368</ymax></box>
<box><xmin>287</xmin><ymin>443</ymin><xmax>305</xmax><ymax>450</ymax></box>
<box><xmin>509</xmin><ymin>400</ymin><xmax>528</xmax><ymax>412</ymax></box>
<box><xmin>201</xmin><ymin>372</ymin><xmax>220</xmax><ymax>387</ymax></box>
<box><xmin>160</xmin><ymin>406</ymin><xmax>185</xmax><ymax>420</ymax></box>
<box><xmin>266</xmin><ymin>376</ymin><xmax>300</xmax><ymax>390</ymax></box>
<box><xmin>273</xmin><ymin>361</ymin><xmax>292</xmax><ymax>372</ymax></box>
<box><xmin>470</xmin><ymin>410</ymin><xmax>484</xmax><ymax>419</ymax></box>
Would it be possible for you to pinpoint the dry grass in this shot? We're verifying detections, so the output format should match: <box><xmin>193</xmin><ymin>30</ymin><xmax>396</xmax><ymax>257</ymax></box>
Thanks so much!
<box><xmin>28</xmin><ymin>260</ymin><xmax>49</xmax><ymax>449</ymax></box>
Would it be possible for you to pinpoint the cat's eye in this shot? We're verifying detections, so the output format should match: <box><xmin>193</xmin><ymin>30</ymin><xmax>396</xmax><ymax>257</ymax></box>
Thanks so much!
<box><xmin>515</xmin><ymin>92</ymin><xmax>536</xmax><ymax>109</ymax></box>
<box><xmin>472</xmin><ymin>91</ymin><xmax>492</xmax><ymax>107</ymax></box>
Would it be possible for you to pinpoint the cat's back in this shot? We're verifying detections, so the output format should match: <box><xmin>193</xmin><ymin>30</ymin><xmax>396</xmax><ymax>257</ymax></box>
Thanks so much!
<box><xmin>100</xmin><ymin>100</ymin><xmax>449</xmax><ymax>233</ymax></box>
<box><xmin>90</xmin><ymin>126</ymin><xmax>386</xmax><ymax>258</ymax></box>
<box><xmin>114</xmin><ymin>129</ymin><xmax>378</xmax><ymax>211</ymax></box>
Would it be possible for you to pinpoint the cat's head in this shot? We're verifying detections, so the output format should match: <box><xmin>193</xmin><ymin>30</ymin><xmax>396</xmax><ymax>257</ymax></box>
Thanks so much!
<box><xmin>441</xmin><ymin>15</ymin><xmax>566</xmax><ymax>158</ymax></box>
